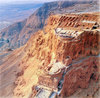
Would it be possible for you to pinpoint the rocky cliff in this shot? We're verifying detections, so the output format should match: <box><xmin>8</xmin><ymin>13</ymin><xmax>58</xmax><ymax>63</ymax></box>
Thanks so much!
<box><xmin>6</xmin><ymin>12</ymin><xmax>99</xmax><ymax>98</ymax></box>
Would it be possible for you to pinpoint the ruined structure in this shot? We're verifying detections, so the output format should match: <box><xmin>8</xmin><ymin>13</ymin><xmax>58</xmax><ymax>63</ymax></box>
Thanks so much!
<box><xmin>31</xmin><ymin>86</ymin><xmax>41</xmax><ymax>97</ymax></box>
<box><xmin>13</xmin><ymin>12</ymin><xmax>100</xmax><ymax>98</ymax></box>
<box><xmin>54</xmin><ymin>14</ymin><xmax>99</xmax><ymax>39</ymax></box>
<box><xmin>38</xmin><ymin>75</ymin><xmax>58</xmax><ymax>92</ymax></box>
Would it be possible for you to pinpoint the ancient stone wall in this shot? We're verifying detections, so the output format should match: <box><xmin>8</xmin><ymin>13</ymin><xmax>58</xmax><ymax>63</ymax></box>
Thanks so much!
<box><xmin>38</xmin><ymin>76</ymin><xmax>59</xmax><ymax>90</ymax></box>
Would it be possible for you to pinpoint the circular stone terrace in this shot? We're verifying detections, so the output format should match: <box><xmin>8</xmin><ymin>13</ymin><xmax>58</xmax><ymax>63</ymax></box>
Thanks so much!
<box><xmin>55</xmin><ymin>28</ymin><xmax>83</xmax><ymax>39</ymax></box>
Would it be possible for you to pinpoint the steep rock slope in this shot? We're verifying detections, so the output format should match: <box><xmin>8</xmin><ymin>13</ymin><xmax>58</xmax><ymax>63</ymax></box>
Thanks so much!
<box><xmin>12</xmin><ymin>12</ymin><xmax>100</xmax><ymax>98</ymax></box>
<box><xmin>0</xmin><ymin>43</ymin><xmax>32</xmax><ymax>97</ymax></box>
<box><xmin>0</xmin><ymin>0</ymin><xmax>99</xmax><ymax>51</ymax></box>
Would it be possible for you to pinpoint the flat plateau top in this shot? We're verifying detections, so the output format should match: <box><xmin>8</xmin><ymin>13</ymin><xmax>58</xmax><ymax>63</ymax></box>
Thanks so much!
<box><xmin>54</xmin><ymin>13</ymin><xmax>100</xmax><ymax>39</ymax></box>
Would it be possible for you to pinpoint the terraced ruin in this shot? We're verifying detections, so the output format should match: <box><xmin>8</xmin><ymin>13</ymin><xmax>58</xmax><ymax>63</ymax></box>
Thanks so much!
<box><xmin>0</xmin><ymin>11</ymin><xmax>99</xmax><ymax>98</ymax></box>
<box><xmin>0</xmin><ymin>0</ymin><xmax>99</xmax><ymax>98</ymax></box>
<box><xmin>26</xmin><ymin>13</ymin><xmax>100</xmax><ymax>98</ymax></box>
<box><xmin>55</xmin><ymin>13</ymin><xmax>99</xmax><ymax>40</ymax></box>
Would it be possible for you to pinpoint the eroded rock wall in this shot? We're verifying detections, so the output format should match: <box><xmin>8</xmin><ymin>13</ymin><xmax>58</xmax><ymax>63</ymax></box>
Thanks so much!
<box><xmin>13</xmin><ymin>13</ymin><xmax>100</xmax><ymax>98</ymax></box>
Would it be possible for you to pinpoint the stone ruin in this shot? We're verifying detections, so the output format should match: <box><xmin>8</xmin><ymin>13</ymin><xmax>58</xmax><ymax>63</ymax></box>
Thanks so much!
<box><xmin>55</xmin><ymin>13</ymin><xmax>99</xmax><ymax>39</ymax></box>
<box><xmin>31</xmin><ymin>86</ymin><xmax>41</xmax><ymax>97</ymax></box>
<box><xmin>32</xmin><ymin>13</ymin><xmax>100</xmax><ymax>97</ymax></box>
<box><xmin>36</xmin><ymin>55</ymin><xmax>73</xmax><ymax>94</ymax></box>
<box><xmin>38</xmin><ymin>75</ymin><xmax>59</xmax><ymax>92</ymax></box>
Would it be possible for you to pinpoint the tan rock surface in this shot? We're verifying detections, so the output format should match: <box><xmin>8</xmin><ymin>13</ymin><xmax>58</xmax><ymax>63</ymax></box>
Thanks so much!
<box><xmin>0</xmin><ymin>12</ymin><xmax>100</xmax><ymax>98</ymax></box>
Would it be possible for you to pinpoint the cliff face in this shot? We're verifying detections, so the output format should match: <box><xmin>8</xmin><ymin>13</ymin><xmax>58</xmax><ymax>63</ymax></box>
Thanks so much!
<box><xmin>0</xmin><ymin>0</ymin><xmax>99</xmax><ymax>51</ymax></box>
<box><xmin>12</xmin><ymin>13</ymin><xmax>100</xmax><ymax>98</ymax></box>
<box><xmin>61</xmin><ymin>56</ymin><xmax>99</xmax><ymax>97</ymax></box>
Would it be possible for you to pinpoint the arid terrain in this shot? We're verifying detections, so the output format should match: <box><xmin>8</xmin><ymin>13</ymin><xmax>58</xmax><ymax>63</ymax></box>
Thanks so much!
<box><xmin>0</xmin><ymin>11</ymin><xmax>100</xmax><ymax>98</ymax></box>
<box><xmin>0</xmin><ymin>0</ymin><xmax>100</xmax><ymax>98</ymax></box>
<box><xmin>0</xmin><ymin>3</ymin><xmax>42</xmax><ymax>31</ymax></box>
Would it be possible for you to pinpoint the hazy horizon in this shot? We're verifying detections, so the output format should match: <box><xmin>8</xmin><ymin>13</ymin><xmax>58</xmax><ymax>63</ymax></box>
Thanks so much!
<box><xmin>0</xmin><ymin>0</ymin><xmax>96</xmax><ymax>4</ymax></box>
<box><xmin>0</xmin><ymin>0</ymin><xmax>59</xmax><ymax>4</ymax></box>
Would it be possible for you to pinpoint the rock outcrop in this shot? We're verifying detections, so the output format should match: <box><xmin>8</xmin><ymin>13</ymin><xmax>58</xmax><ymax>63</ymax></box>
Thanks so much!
<box><xmin>12</xmin><ymin>12</ymin><xmax>100</xmax><ymax>98</ymax></box>
<box><xmin>61</xmin><ymin>56</ymin><xmax>99</xmax><ymax>97</ymax></box>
